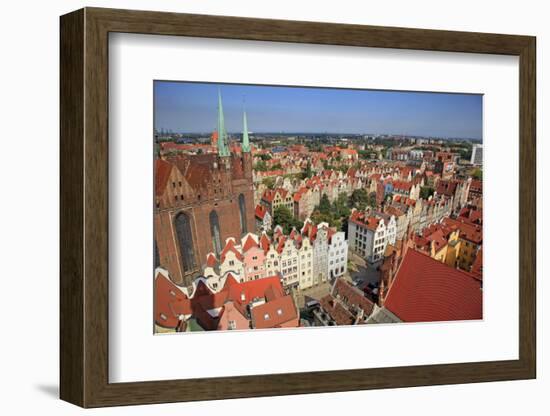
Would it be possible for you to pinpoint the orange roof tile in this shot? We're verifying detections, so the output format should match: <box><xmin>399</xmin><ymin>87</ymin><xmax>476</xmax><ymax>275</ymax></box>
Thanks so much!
<box><xmin>384</xmin><ymin>250</ymin><xmax>482</xmax><ymax>322</ymax></box>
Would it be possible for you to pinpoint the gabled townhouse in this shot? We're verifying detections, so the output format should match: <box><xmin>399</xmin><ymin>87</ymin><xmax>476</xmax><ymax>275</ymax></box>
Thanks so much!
<box><xmin>328</xmin><ymin>230</ymin><xmax>348</xmax><ymax>279</ymax></box>
<box><xmin>219</xmin><ymin>237</ymin><xmax>244</xmax><ymax>281</ymax></box>
<box><xmin>241</xmin><ymin>233</ymin><xmax>266</xmax><ymax>282</ymax></box>
<box><xmin>298</xmin><ymin>236</ymin><xmax>314</xmax><ymax>290</ymax></box>
<box><xmin>276</xmin><ymin>235</ymin><xmax>300</xmax><ymax>290</ymax></box>
<box><xmin>254</xmin><ymin>204</ymin><xmax>272</xmax><ymax>232</ymax></box>
<box><xmin>260</xmin><ymin>187</ymin><xmax>293</xmax><ymax>216</ymax></box>
<box><xmin>348</xmin><ymin>209</ymin><xmax>397</xmax><ymax>264</ymax></box>
<box><xmin>312</xmin><ymin>223</ymin><xmax>330</xmax><ymax>284</ymax></box>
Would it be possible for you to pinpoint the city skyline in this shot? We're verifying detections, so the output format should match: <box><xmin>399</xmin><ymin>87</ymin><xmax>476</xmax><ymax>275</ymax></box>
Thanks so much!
<box><xmin>154</xmin><ymin>81</ymin><xmax>483</xmax><ymax>139</ymax></box>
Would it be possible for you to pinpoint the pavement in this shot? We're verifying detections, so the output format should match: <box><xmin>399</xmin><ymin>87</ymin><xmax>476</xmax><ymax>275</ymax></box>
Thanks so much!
<box><xmin>348</xmin><ymin>252</ymin><xmax>381</xmax><ymax>291</ymax></box>
<box><xmin>294</xmin><ymin>281</ymin><xmax>332</xmax><ymax>308</ymax></box>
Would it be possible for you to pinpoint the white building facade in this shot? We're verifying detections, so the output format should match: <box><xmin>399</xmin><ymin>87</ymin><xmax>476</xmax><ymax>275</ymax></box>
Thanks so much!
<box><xmin>328</xmin><ymin>231</ymin><xmax>348</xmax><ymax>279</ymax></box>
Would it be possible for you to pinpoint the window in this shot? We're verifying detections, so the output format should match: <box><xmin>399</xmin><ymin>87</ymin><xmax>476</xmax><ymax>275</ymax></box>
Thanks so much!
<box><xmin>264</xmin><ymin>313</ymin><xmax>270</xmax><ymax>320</ymax></box>
<box><xmin>238</xmin><ymin>194</ymin><xmax>247</xmax><ymax>234</ymax></box>
<box><xmin>277</xmin><ymin>309</ymin><xmax>283</xmax><ymax>316</ymax></box>
<box><xmin>228</xmin><ymin>320</ymin><xmax>236</xmax><ymax>330</ymax></box>
<box><xmin>154</xmin><ymin>240</ymin><xmax>160</xmax><ymax>269</ymax></box>
<box><xmin>174</xmin><ymin>212</ymin><xmax>196</xmax><ymax>272</ymax></box>
<box><xmin>209</xmin><ymin>210</ymin><xmax>222</xmax><ymax>255</ymax></box>
<box><xmin>160</xmin><ymin>313</ymin><xmax>167</xmax><ymax>321</ymax></box>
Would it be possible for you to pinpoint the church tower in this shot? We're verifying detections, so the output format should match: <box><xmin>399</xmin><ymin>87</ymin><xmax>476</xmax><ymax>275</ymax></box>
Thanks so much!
<box><xmin>217</xmin><ymin>90</ymin><xmax>231</xmax><ymax>166</ymax></box>
<box><xmin>241</xmin><ymin>109</ymin><xmax>253</xmax><ymax>178</ymax></box>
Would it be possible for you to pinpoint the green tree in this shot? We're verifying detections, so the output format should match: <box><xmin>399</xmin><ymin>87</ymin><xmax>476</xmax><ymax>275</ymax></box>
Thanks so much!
<box><xmin>350</xmin><ymin>188</ymin><xmax>369</xmax><ymax>210</ymax></box>
<box><xmin>254</xmin><ymin>160</ymin><xmax>268</xmax><ymax>171</ymax></box>
<box><xmin>318</xmin><ymin>194</ymin><xmax>332</xmax><ymax>215</ymax></box>
<box><xmin>259</xmin><ymin>154</ymin><xmax>272</xmax><ymax>161</ymax></box>
<box><xmin>301</xmin><ymin>161</ymin><xmax>313</xmax><ymax>179</ymax></box>
<box><xmin>420</xmin><ymin>186</ymin><xmax>435</xmax><ymax>200</ymax></box>
<box><xmin>367</xmin><ymin>192</ymin><xmax>377</xmax><ymax>208</ymax></box>
<box><xmin>273</xmin><ymin>206</ymin><xmax>301</xmax><ymax>234</ymax></box>
<box><xmin>333</xmin><ymin>194</ymin><xmax>351</xmax><ymax>218</ymax></box>
<box><xmin>262</xmin><ymin>177</ymin><xmax>276</xmax><ymax>189</ymax></box>
<box><xmin>471</xmin><ymin>168</ymin><xmax>482</xmax><ymax>180</ymax></box>
<box><xmin>271</xmin><ymin>162</ymin><xmax>283</xmax><ymax>170</ymax></box>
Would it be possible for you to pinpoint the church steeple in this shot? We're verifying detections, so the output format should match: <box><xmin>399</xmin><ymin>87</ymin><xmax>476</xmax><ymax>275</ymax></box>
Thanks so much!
<box><xmin>217</xmin><ymin>89</ymin><xmax>230</xmax><ymax>157</ymax></box>
<box><xmin>242</xmin><ymin>110</ymin><xmax>250</xmax><ymax>153</ymax></box>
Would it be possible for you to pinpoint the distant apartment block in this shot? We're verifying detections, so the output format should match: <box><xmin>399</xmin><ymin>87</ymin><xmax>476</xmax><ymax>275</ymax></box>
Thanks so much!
<box><xmin>471</xmin><ymin>144</ymin><xmax>483</xmax><ymax>166</ymax></box>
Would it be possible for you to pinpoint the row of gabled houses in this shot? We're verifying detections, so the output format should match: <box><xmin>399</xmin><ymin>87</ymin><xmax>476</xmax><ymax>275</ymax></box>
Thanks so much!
<box><xmin>202</xmin><ymin>218</ymin><xmax>349</xmax><ymax>292</ymax></box>
<box><xmin>155</xmin><ymin>269</ymin><xmax>299</xmax><ymax>332</ymax></box>
<box><xmin>253</xmin><ymin>158</ymin><xmax>473</xmax><ymax>233</ymax></box>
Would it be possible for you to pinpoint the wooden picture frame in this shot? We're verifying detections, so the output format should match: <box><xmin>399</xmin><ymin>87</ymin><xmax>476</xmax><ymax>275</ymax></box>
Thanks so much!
<box><xmin>60</xmin><ymin>7</ymin><xmax>536</xmax><ymax>408</ymax></box>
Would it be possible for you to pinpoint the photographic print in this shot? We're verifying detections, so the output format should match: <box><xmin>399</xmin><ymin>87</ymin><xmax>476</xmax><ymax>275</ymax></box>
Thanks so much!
<box><xmin>153</xmin><ymin>81</ymin><xmax>483</xmax><ymax>333</ymax></box>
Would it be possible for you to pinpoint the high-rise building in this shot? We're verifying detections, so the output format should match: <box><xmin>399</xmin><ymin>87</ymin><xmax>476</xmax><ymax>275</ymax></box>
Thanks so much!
<box><xmin>154</xmin><ymin>91</ymin><xmax>255</xmax><ymax>287</ymax></box>
<box><xmin>470</xmin><ymin>144</ymin><xmax>483</xmax><ymax>166</ymax></box>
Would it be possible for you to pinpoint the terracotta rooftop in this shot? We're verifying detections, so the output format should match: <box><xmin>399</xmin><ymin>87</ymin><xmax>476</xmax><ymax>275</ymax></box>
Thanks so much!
<box><xmin>384</xmin><ymin>249</ymin><xmax>482</xmax><ymax>322</ymax></box>
<box><xmin>349</xmin><ymin>210</ymin><xmax>382</xmax><ymax>231</ymax></box>
<box><xmin>155</xmin><ymin>159</ymin><xmax>173</xmax><ymax>197</ymax></box>
<box><xmin>206</xmin><ymin>253</ymin><xmax>217</xmax><ymax>268</ymax></box>
<box><xmin>242</xmin><ymin>234</ymin><xmax>259</xmax><ymax>253</ymax></box>
<box><xmin>442</xmin><ymin>217</ymin><xmax>482</xmax><ymax>244</ymax></box>
<box><xmin>220</xmin><ymin>239</ymin><xmax>243</xmax><ymax>262</ymax></box>
<box><xmin>251</xmin><ymin>295</ymin><xmax>298</xmax><ymax>329</ymax></box>
<box><xmin>255</xmin><ymin>204</ymin><xmax>268</xmax><ymax>220</ymax></box>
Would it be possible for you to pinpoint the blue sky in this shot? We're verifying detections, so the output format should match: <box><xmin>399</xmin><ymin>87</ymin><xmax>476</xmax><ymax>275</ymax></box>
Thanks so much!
<box><xmin>154</xmin><ymin>81</ymin><xmax>482</xmax><ymax>139</ymax></box>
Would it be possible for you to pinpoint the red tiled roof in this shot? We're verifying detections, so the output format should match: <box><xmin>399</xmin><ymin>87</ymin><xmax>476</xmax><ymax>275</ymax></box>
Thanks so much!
<box><xmin>349</xmin><ymin>210</ymin><xmax>381</xmax><ymax>231</ymax></box>
<box><xmin>154</xmin><ymin>272</ymin><xmax>192</xmax><ymax>328</ymax></box>
<box><xmin>206</xmin><ymin>253</ymin><xmax>217</xmax><ymax>268</ymax></box>
<box><xmin>259</xmin><ymin>233</ymin><xmax>271</xmax><ymax>253</ymax></box>
<box><xmin>333</xmin><ymin>279</ymin><xmax>374</xmax><ymax>316</ymax></box>
<box><xmin>261</xmin><ymin>188</ymin><xmax>288</xmax><ymax>203</ymax></box>
<box><xmin>251</xmin><ymin>295</ymin><xmax>298</xmax><ymax>329</ymax></box>
<box><xmin>276</xmin><ymin>236</ymin><xmax>287</xmax><ymax>254</ymax></box>
<box><xmin>393</xmin><ymin>195</ymin><xmax>416</xmax><ymax>206</ymax></box>
<box><xmin>155</xmin><ymin>159</ymin><xmax>173</xmax><ymax>197</ymax></box>
<box><xmin>293</xmin><ymin>187</ymin><xmax>308</xmax><ymax>202</ymax></box>
<box><xmin>393</xmin><ymin>180</ymin><xmax>413</xmax><ymax>191</ymax></box>
<box><xmin>220</xmin><ymin>239</ymin><xmax>243</xmax><ymax>262</ymax></box>
<box><xmin>242</xmin><ymin>234</ymin><xmax>259</xmax><ymax>253</ymax></box>
<box><xmin>442</xmin><ymin>217</ymin><xmax>482</xmax><ymax>244</ymax></box>
<box><xmin>471</xmin><ymin>248</ymin><xmax>483</xmax><ymax>278</ymax></box>
<box><xmin>320</xmin><ymin>295</ymin><xmax>355</xmax><ymax>325</ymax></box>
<box><xmin>255</xmin><ymin>204</ymin><xmax>268</xmax><ymax>220</ymax></box>
<box><xmin>458</xmin><ymin>206</ymin><xmax>482</xmax><ymax>225</ymax></box>
<box><xmin>470</xmin><ymin>179</ymin><xmax>483</xmax><ymax>192</ymax></box>
<box><xmin>386</xmin><ymin>206</ymin><xmax>405</xmax><ymax>218</ymax></box>
<box><xmin>436</xmin><ymin>179</ymin><xmax>459</xmax><ymax>197</ymax></box>
<box><xmin>384</xmin><ymin>250</ymin><xmax>482</xmax><ymax>322</ymax></box>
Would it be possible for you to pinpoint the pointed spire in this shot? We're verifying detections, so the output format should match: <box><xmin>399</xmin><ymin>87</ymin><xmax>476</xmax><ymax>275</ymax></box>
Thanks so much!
<box><xmin>242</xmin><ymin>110</ymin><xmax>250</xmax><ymax>153</ymax></box>
<box><xmin>217</xmin><ymin>89</ymin><xmax>230</xmax><ymax>157</ymax></box>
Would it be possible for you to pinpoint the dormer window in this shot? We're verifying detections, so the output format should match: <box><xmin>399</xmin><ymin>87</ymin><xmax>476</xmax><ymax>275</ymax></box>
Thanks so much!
<box><xmin>264</xmin><ymin>313</ymin><xmax>270</xmax><ymax>320</ymax></box>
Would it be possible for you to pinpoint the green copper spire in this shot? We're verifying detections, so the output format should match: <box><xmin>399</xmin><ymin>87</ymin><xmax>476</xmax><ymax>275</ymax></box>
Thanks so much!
<box><xmin>217</xmin><ymin>89</ymin><xmax>230</xmax><ymax>157</ymax></box>
<box><xmin>242</xmin><ymin>110</ymin><xmax>250</xmax><ymax>153</ymax></box>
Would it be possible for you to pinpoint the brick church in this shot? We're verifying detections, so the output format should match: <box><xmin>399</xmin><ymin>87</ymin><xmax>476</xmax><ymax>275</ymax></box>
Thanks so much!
<box><xmin>154</xmin><ymin>91</ymin><xmax>255</xmax><ymax>287</ymax></box>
